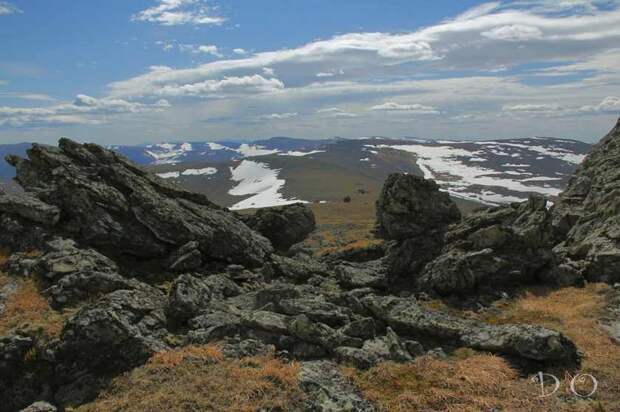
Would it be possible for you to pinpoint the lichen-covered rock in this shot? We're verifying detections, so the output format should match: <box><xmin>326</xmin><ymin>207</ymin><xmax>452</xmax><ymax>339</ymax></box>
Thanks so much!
<box><xmin>335</xmin><ymin>260</ymin><xmax>388</xmax><ymax>290</ymax></box>
<box><xmin>419</xmin><ymin>194</ymin><xmax>564</xmax><ymax>295</ymax></box>
<box><xmin>54</xmin><ymin>286</ymin><xmax>169</xmax><ymax>377</ymax></box>
<box><xmin>0</xmin><ymin>190</ymin><xmax>59</xmax><ymax>252</ymax></box>
<box><xmin>167</xmin><ymin>241</ymin><xmax>203</xmax><ymax>272</ymax></box>
<box><xmin>277</xmin><ymin>296</ymin><xmax>352</xmax><ymax>327</ymax></box>
<box><xmin>376</xmin><ymin>174</ymin><xmax>461</xmax><ymax>241</ymax></box>
<box><xmin>240</xmin><ymin>203</ymin><xmax>316</xmax><ymax>252</ymax></box>
<box><xmin>264</xmin><ymin>254</ymin><xmax>330</xmax><ymax>282</ymax></box>
<box><xmin>46</xmin><ymin>271</ymin><xmax>141</xmax><ymax>309</ymax></box>
<box><xmin>0</xmin><ymin>334</ymin><xmax>35</xmax><ymax>380</ymax></box>
<box><xmin>335</xmin><ymin>328</ymin><xmax>421</xmax><ymax>369</ymax></box>
<box><xmin>375</xmin><ymin>173</ymin><xmax>461</xmax><ymax>279</ymax></box>
<box><xmin>5</xmin><ymin>238</ymin><xmax>133</xmax><ymax>308</ymax></box>
<box><xmin>19</xmin><ymin>401</ymin><xmax>57</xmax><ymax>412</ymax></box>
<box><xmin>553</xmin><ymin>118</ymin><xmax>620</xmax><ymax>283</ymax></box>
<box><xmin>166</xmin><ymin>274</ymin><xmax>213</xmax><ymax>323</ymax></box>
<box><xmin>32</xmin><ymin>238</ymin><xmax>117</xmax><ymax>281</ymax></box>
<box><xmin>0</xmin><ymin>193</ymin><xmax>60</xmax><ymax>226</ymax></box>
<box><xmin>188</xmin><ymin>310</ymin><xmax>243</xmax><ymax>343</ymax></box>
<box><xmin>363</xmin><ymin>294</ymin><xmax>579</xmax><ymax>364</ymax></box>
<box><xmin>6</xmin><ymin>138</ymin><xmax>272</xmax><ymax>269</ymax></box>
<box><xmin>298</xmin><ymin>360</ymin><xmax>376</xmax><ymax>412</ymax></box>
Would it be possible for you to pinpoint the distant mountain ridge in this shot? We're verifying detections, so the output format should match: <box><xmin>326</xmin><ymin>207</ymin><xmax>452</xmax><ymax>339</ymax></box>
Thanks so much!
<box><xmin>0</xmin><ymin>136</ymin><xmax>592</xmax><ymax>210</ymax></box>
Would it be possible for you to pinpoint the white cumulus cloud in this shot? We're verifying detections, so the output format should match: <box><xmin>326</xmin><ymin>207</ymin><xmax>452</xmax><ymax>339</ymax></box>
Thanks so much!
<box><xmin>153</xmin><ymin>74</ymin><xmax>285</xmax><ymax>98</ymax></box>
<box><xmin>131</xmin><ymin>0</ymin><xmax>225</xmax><ymax>26</ymax></box>
<box><xmin>482</xmin><ymin>24</ymin><xmax>543</xmax><ymax>41</ymax></box>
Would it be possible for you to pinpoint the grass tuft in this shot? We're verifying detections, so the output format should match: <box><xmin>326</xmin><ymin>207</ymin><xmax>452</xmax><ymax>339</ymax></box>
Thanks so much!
<box><xmin>76</xmin><ymin>348</ymin><xmax>305</xmax><ymax>412</ymax></box>
<box><xmin>346</xmin><ymin>283</ymin><xmax>620</xmax><ymax>411</ymax></box>
<box><xmin>0</xmin><ymin>274</ymin><xmax>66</xmax><ymax>338</ymax></box>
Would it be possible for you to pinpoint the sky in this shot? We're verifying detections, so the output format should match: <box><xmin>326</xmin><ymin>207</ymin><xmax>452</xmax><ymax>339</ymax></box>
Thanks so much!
<box><xmin>0</xmin><ymin>0</ymin><xmax>619</xmax><ymax>145</ymax></box>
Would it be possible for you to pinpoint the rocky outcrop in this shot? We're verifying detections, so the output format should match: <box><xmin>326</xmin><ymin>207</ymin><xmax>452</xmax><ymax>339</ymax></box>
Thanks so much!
<box><xmin>241</xmin><ymin>203</ymin><xmax>316</xmax><ymax>252</ymax></box>
<box><xmin>418</xmin><ymin>194</ymin><xmax>565</xmax><ymax>296</ymax></box>
<box><xmin>55</xmin><ymin>286</ymin><xmax>169</xmax><ymax>373</ymax></box>
<box><xmin>51</xmin><ymin>286</ymin><xmax>169</xmax><ymax>406</ymax></box>
<box><xmin>7</xmin><ymin>238</ymin><xmax>118</xmax><ymax>279</ymax></box>
<box><xmin>6</xmin><ymin>138</ymin><xmax>272</xmax><ymax>269</ymax></box>
<box><xmin>0</xmin><ymin>192</ymin><xmax>59</xmax><ymax>251</ymax></box>
<box><xmin>376</xmin><ymin>174</ymin><xmax>461</xmax><ymax>241</ymax></box>
<box><xmin>0</xmin><ymin>192</ymin><xmax>60</xmax><ymax>226</ymax></box>
<box><xmin>362</xmin><ymin>294</ymin><xmax>579</xmax><ymax>365</ymax></box>
<box><xmin>5</xmin><ymin>238</ymin><xmax>141</xmax><ymax>309</ymax></box>
<box><xmin>6</xmin><ymin>124</ymin><xmax>614</xmax><ymax>410</ymax></box>
<box><xmin>375</xmin><ymin>174</ymin><xmax>461</xmax><ymax>278</ymax></box>
<box><xmin>553</xmin><ymin>119</ymin><xmax>620</xmax><ymax>283</ymax></box>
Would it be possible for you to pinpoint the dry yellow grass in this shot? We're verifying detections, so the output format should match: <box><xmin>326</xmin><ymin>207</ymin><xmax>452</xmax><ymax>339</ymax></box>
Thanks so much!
<box><xmin>306</xmin><ymin>198</ymin><xmax>379</xmax><ymax>256</ymax></box>
<box><xmin>479</xmin><ymin>283</ymin><xmax>620</xmax><ymax>409</ymax></box>
<box><xmin>0</xmin><ymin>274</ymin><xmax>66</xmax><ymax>338</ymax></box>
<box><xmin>148</xmin><ymin>344</ymin><xmax>224</xmax><ymax>368</ymax></box>
<box><xmin>77</xmin><ymin>345</ymin><xmax>306</xmax><ymax>412</ymax></box>
<box><xmin>0</xmin><ymin>248</ymin><xmax>70</xmax><ymax>338</ymax></box>
<box><xmin>346</xmin><ymin>283</ymin><xmax>618</xmax><ymax>411</ymax></box>
<box><xmin>0</xmin><ymin>247</ymin><xmax>9</xmax><ymax>267</ymax></box>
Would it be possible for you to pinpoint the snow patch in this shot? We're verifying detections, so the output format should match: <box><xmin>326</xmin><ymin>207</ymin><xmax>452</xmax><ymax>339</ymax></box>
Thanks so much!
<box><xmin>182</xmin><ymin>167</ymin><xmax>217</xmax><ymax>176</ymax></box>
<box><xmin>207</xmin><ymin>142</ymin><xmax>231</xmax><ymax>151</ymax></box>
<box><xmin>156</xmin><ymin>171</ymin><xmax>180</xmax><ymax>179</ymax></box>
<box><xmin>368</xmin><ymin>143</ymin><xmax>563</xmax><ymax>205</ymax></box>
<box><xmin>236</xmin><ymin>144</ymin><xmax>280</xmax><ymax>157</ymax></box>
<box><xmin>228</xmin><ymin>160</ymin><xmax>306</xmax><ymax>210</ymax></box>
<box><xmin>279</xmin><ymin>150</ymin><xmax>325</xmax><ymax>157</ymax></box>
<box><xmin>146</xmin><ymin>142</ymin><xmax>194</xmax><ymax>165</ymax></box>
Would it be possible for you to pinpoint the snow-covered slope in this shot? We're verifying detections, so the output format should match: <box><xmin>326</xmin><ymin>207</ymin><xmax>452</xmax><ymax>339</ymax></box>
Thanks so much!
<box><xmin>227</xmin><ymin>160</ymin><xmax>306</xmax><ymax>210</ymax></box>
<box><xmin>365</xmin><ymin>137</ymin><xmax>587</xmax><ymax>205</ymax></box>
<box><xmin>1</xmin><ymin>135</ymin><xmax>591</xmax><ymax>209</ymax></box>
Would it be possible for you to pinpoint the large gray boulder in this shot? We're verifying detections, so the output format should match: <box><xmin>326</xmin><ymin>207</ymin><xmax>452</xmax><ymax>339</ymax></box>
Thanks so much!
<box><xmin>240</xmin><ymin>203</ymin><xmax>316</xmax><ymax>252</ymax></box>
<box><xmin>363</xmin><ymin>294</ymin><xmax>579</xmax><ymax>364</ymax></box>
<box><xmin>54</xmin><ymin>286</ymin><xmax>169</xmax><ymax>376</ymax></box>
<box><xmin>376</xmin><ymin>173</ymin><xmax>461</xmax><ymax>241</ymax></box>
<box><xmin>553</xmin><ymin>118</ymin><xmax>620</xmax><ymax>283</ymax></box>
<box><xmin>375</xmin><ymin>173</ymin><xmax>461</xmax><ymax>278</ymax></box>
<box><xmin>6</xmin><ymin>138</ymin><xmax>272</xmax><ymax>269</ymax></box>
<box><xmin>419</xmin><ymin>194</ymin><xmax>563</xmax><ymax>295</ymax></box>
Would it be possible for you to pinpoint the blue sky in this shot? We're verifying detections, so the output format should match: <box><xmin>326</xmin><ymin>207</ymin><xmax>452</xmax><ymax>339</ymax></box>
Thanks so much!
<box><xmin>1</xmin><ymin>0</ymin><xmax>619</xmax><ymax>144</ymax></box>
